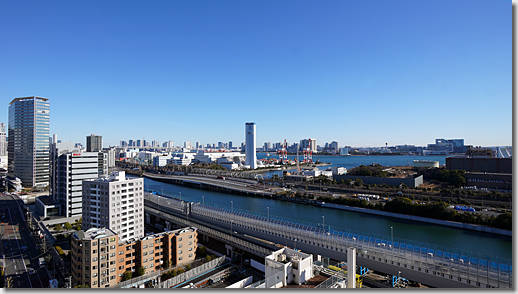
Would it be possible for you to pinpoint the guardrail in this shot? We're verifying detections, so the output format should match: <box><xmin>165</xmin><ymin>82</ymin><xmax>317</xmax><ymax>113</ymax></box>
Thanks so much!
<box><xmin>144</xmin><ymin>194</ymin><xmax>512</xmax><ymax>288</ymax></box>
<box><xmin>189</xmin><ymin>202</ymin><xmax>512</xmax><ymax>288</ymax></box>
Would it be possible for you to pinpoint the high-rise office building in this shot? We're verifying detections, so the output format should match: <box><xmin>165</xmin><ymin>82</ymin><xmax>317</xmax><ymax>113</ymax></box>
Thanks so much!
<box><xmin>82</xmin><ymin>171</ymin><xmax>144</xmax><ymax>243</ymax></box>
<box><xmin>300</xmin><ymin>138</ymin><xmax>317</xmax><ymax>152</ymax></box>
<box><xmin>245</xmin><ymin>122</ymin><xmax>257</xmax><ymax>169</ymax></box>
<box><xmin>87</xmin><ymin>134</ymin><xmax>102</xmax><ymax>152</ymax></box>
<box><xmin>50</xmin><ymin>138</ymin><xmax>107</xmax><ymax>217</ymax></box>
<box><xmin>0</xmin><ymin>123</ymin><xmax>6</xmax><ymax>157</ymax></box>
<box><xmin>8</xmin><ymin>96</ymin><xmax>50</xmax><ymax>188</ymax></box>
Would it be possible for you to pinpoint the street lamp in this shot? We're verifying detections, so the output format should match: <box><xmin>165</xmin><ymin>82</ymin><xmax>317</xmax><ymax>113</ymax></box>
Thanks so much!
<box><xmin>231</xmin><ymin>201</ymin><xmax>233</xmax><ymax>233</ymax></box>
<box><xmin>391</xmin><ymin>226</ymin><xmax>393</xmax><ymax>248</ymax></box>
<box><xmin>322</xmin><ymin>216</ymin><xmax>325</xmax><ymax>229</ymax></box>
<box><xmin>267</xmin><ymin>207</ymin><xmax>269</xmax><ymax>221</ymax></box>
<box><xmin>202</xmin><ymin>196</ymin><xmax>204</xmax><ymax>205</ymax></box>
<box><xmin>157</xmin><ymin>194</ymin><xmax>160</xmax><ymax>215</ymax></box>
<box><xmin>294</xmin><ymin>238</ymin><xmax>297</xmax><ymax>250</ymax></box>
<box><xmin>179</xmin><ymin>192</ymin><xmax>181</xmax><ymax>201</ymax></box>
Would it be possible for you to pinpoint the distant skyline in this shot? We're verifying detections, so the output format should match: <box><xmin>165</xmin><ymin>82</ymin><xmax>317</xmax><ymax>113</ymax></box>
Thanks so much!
<box><xmin>0</xmin><ymin>0</ymin><xmax>511</xmax><ymax>148</ymax></box>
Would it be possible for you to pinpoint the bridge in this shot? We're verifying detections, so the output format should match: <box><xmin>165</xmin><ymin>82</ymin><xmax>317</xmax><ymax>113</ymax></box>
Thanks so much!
<box><xmin>144</xmin><ymin>192</ymin><xmax>512</xmax><ymax>289</ymax></box>
<box><xmin>143</xmin><ymin>173</ymin><xmax>275</xmax><ymax>197</ymax></box>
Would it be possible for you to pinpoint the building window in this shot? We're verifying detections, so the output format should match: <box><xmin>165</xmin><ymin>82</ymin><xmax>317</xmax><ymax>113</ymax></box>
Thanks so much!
<box><xmin>179</xmin><ymin>257</ymin><xmax>183</xmax><ymax>260</ymax></box>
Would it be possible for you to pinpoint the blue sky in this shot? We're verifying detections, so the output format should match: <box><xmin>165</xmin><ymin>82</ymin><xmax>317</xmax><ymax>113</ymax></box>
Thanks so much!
<box><xmin>0</xmin><ymin>0</ymin><xmax>511</xmax><ymax>148</ymax></box>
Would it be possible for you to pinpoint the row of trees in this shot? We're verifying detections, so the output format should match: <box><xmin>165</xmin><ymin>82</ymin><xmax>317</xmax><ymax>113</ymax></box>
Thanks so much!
<box><xmin>318</xmin><ymin>195</ymin><xmax>512</xmax><ymax>231</ymax></box>
<box><xmin>53</xmin><ymin>218</ymin><xmax>82</xmax><ymax>232</ymax></box>
<box><xmin>347</xmin><ymin>164</ymin><xmax>396</xmax><ymax>178</ymax></box>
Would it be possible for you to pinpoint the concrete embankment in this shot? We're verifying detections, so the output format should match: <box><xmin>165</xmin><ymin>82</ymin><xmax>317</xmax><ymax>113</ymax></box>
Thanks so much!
<box><xmin>321</xmin><ymin>202</ymin><xmax>512</xmax><ymax>237</ymax></box>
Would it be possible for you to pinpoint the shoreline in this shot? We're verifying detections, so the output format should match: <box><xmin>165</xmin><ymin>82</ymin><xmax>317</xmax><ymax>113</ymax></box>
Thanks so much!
<box><xmin>319</xmin><ymin>202</ymin><xmax>512</xmax><ymax>237</ymax></box>
<box><xmin>134</xmin><ymin>172</ymin><xmax>511</xmax><ymax>237</ymax></box>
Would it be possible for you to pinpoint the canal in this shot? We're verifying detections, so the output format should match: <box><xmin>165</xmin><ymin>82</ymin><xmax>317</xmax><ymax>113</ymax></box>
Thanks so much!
<box><xmin>137</xmin><ymin>175</ymin><xmax>512</xmax><ymax>263</ymax></box>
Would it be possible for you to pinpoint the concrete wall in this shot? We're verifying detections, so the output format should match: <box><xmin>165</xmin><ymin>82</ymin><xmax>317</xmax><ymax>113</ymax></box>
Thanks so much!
<box><xmin>227</xmin><ymin>276</ymin><xmax>254</xmax><ymax>288</ymax></box>
<box><xmin>334</xmin><ymin>175</ymin><xmax>423</xmax><ymax>188</ymax></box>
<box><xmin>446</xmin><ymin>157</ymin><xmax>512</xmax><ymax>174</ymax></box>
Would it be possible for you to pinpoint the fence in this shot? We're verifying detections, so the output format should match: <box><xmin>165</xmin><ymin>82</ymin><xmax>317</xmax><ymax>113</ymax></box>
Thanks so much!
<box><xmin>144</xmin><ymin>195</ymin><xmax>512</xmax><ymax>288</ymax></box>
<box><xmin>158</xmin><ymin>256</ymin><xmax>226</xmax><ymax>288</ymax></box>
<box><xmin>188</xmin><ymin>201</ymin><xmax>512</xmax><ymax>288</ymax></box>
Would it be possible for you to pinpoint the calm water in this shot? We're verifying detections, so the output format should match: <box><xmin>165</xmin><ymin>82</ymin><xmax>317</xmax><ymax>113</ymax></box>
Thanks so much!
<box><xmin>136</xmin><ymin>156</ymin><xmax>512</xmax><ymax>262</ymax></box>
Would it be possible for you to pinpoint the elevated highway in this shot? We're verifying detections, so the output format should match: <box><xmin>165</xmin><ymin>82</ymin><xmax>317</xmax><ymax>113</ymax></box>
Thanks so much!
<box><xmin>144</xmin><ymin>192</ymin><xmax>511</xmax><ymax>289</ymax></box>
<box><xmin>143</xmin><ymin>173</ymin><xmax>275</xmax><ymax>197</ymax></box>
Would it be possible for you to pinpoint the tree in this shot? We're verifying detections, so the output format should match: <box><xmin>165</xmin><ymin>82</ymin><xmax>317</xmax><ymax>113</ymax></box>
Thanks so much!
<box><xmin>122</xmin><ymin>270</ymin><xmax>132</xmax><ymax>281</ymax></box>
<box><xmin>162</xmin><ymin>260</ymin><xmax>170</xmax><ymax>269</ymax></box>
<box><xmin>74</xmin><ymin>284</ymin><xmax>90</xmax><ymax>288</ymax></box>
<box><xmin>135</xmin><ymin>266</ymin><xmax>145</xmax><ymax>277</ymax></box>
<box><xmin>54</xmin><ymin>224</ymin><xmax>63</xmax><ymax>232</ymax></box>
<box><xmin>354</xmin><ymin>178</ymin><xmax>363</xmax><ymax>187</ymax></box>
<box><xmin>196</xmin><ymin>246</ymin><xmax>207</xmax><ymax>257</ymax></box>
<box><xmin>64</xmin><ymin>222</ymin><xmax>72</xmax><ymax>231</ymax></box>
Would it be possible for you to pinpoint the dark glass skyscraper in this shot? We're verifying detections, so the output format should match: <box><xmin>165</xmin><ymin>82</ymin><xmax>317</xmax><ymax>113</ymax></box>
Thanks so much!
<box><xmin>8</xmin><ymin>96</ymin><xmax>50</xmax><ymax>188</ymax></box>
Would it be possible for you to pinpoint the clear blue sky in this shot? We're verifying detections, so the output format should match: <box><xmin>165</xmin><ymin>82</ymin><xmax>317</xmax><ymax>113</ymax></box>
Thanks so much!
<box><xmin>0</xmin><ymin>0</ymin><xmax>511</xmax><ymax>148</ymax></box>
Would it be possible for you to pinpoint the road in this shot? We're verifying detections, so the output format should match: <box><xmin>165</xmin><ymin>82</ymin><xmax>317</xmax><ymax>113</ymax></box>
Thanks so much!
<box><xmin>1</xmin><ymin>193</ymin><xmax>50</xmax><ymax>288</ymax></box>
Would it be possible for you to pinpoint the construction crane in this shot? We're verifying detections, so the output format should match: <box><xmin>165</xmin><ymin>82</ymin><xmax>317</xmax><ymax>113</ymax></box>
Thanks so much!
<box><xmin>278</xmin><ymin>139</ymin><xmax>288</xmax><ymax>164</ymax></box>
<box><xmin>303</xmin><ymin>139</ymin><xmax>313</xmax><ymax>163</ymax></box>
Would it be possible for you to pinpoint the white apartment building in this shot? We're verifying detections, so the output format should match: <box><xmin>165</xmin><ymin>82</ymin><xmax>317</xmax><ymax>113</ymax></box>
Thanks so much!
<box><xmin>153</xmin><ymin>154</ymin><xmax>172</xmax><ymax>167</ymax></box>
<box><xmin>82</xmin><ymin>171</ymin><xmax>144</xmax><ymax>243</ymax></box>
<box><xmin>167</xmin><ymin>152</ymin><xmax>195</xmax><ymax>166</ymax></box>
<box><xmin>193</xmin><ymin>151</ymin><xmax>245</xmax><ymax>164</ymax></box>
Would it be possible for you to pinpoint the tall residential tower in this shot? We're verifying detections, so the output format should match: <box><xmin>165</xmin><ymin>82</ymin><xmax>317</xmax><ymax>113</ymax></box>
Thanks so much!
<box><xmin>8</xmin><ymin>96</ymin><xmax>50</xmax><ymax>188</ymax></box>
<box><xmin>245</xmin><ymin>122</ymin><xmax>257</xmax><ymax>169</ymax></box>
<box><xmin>86</xmin><ymin>134</ymin><xmax>102</xmax><ymax>152</ymax></box>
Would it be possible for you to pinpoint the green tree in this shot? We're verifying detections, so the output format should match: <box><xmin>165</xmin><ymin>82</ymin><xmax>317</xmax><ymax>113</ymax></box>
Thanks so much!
<box><xmin>163</xmin><ymin>260</ymin><xmax>171</xmax><ymax>269</ymax></box>
<box><xmin>493</xmin><ymin>213</ymin><xmax>512</xmax><ymax>230</ymax></box>
<box><xmin>54</xmin><ymin>224</ymin><xmax>63</xmax><ymax>232</ymax></box>
<box><xmin>64</xmin><ymin>222</ymin><xmax>72</xmax><ymax>231</ymax></box>
<box><xmin>185</xmin><ymin>264</ymin><xmax>191</xmax><ymax>271</ymax></box>
<box><xmin>196</xmin><ymin>246</ymin><xmax>207</xmax><ymax>257</ymax></box>
<box><xmin>122</xmin><ymin>270</ymin><xmax>132</xmax><ymax>281</ymax></box>
<box><xmin>73</xmin><ymin>284</ymin><xmax>90</xmax><ymax>288</ymax></box>
<box><xmin>354</xmin><ymin>178</ymin><xmax>363</xmax><ymax>187</ymax></box>
<box><xmin>135</xmin><ymin>266</ymin><xmax>145</xmax><ymax>277</ymax></box>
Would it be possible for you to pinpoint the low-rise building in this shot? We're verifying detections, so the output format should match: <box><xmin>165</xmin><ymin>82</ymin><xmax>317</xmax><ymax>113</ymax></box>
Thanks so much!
<box><xmin>70</xmin><ymin>228</ymin><xmax>120</xmax><ymax>288</ymax></box>
<box><xmin>265</xmin><ymin>247</ymin><xmax>314</xmax><ymax>288</ymax></box>
<box><xmin>71</xmin><ymin>227</ymin><xmax>198</xmax><ymax>288</ymax></box>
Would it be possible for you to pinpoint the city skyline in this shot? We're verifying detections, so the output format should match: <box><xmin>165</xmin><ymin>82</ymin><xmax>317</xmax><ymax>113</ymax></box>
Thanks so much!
<box><xmin>0</xmin><ymin>1</ymin><xmax>511</xmax><ymax>147</ymax></box>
